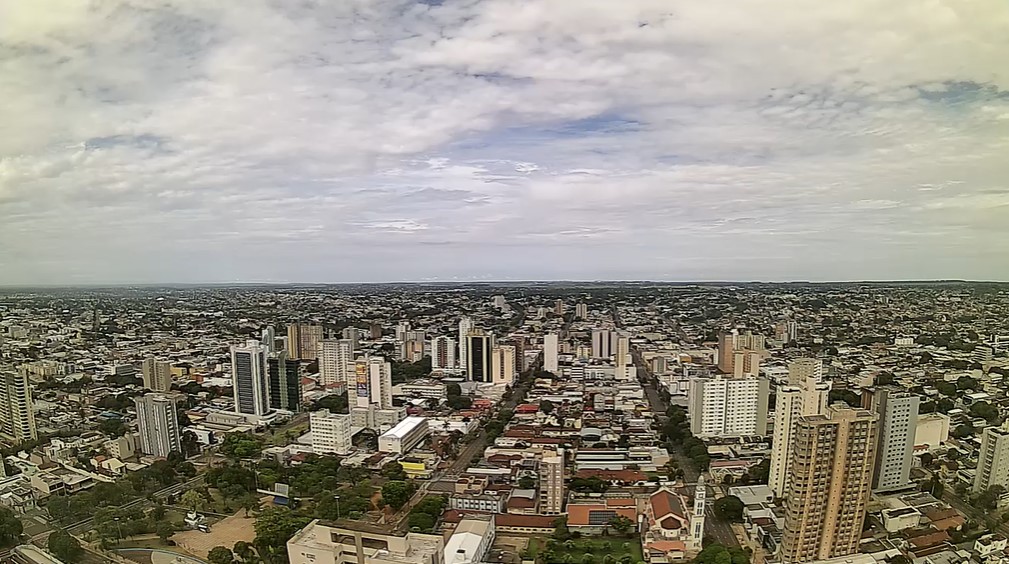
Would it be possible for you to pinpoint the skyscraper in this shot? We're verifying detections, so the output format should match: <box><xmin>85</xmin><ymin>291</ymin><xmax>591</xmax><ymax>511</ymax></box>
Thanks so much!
<box><xmin>869</xmin><ymin>388</ymin><xmax>918</xmax><ymax>491</ymax></box>
<box><xmin>261</xmin><ymin>325</ymin><xmax>277</xmax><ymax>353</ymax></box>
<box><xmin>780</xmin><ymin>406</ymin><xmax>878</xmax><ymax>563</ymax></box>
<box><xmin>318</xmin><ymin>339</ymin><xmax>355</xmax><ymax>386</ymax></box>
<box><xmin>287</xmin><ymin>323</ymin><xmax>323</xmax><ymax>360</ymax></box>
<box><xmin>974</xmin><ymin>424</ymin><xmax>1009</xmax><ymax>494</ymax></box>
<box><xmin>688</xmin><ymin>375</ymin><xmax>769</xmax><ymax>438</ymax></box>
<box><xmin>718</xmin><ymin>330</ymin><xmax>766</xmax><ymax>375</ymax></box>
<box><xmin>268</xmin><ymin>351</ymin><xmax>302</xmax><ymax>412</ymax></box>
<box><xmin>575</xmin><ymin>303</ymin><xmax>588</xmax><ymax>320</ymax></box>
<box><xmin>553</xmin><ymin>300</ymin><xmax>565</xmax><ymax>316</ymax></box>
<box><xmin>134</xmin><ymin>393</ymin><xmax>181</xmax><ymax>458</ymax></box>
<box><xmin>591</xmin><ymin>330</ymin><xmax>611</xmax><ymax>359</ymax></box>
<box><xmin>491</xmin><ymin>345</ymin><xmax>517</xmax><ymax>384</ymax></box>
<box><xmin>540</xmin><ymin>447</ymin><xmax>565</xmax><ymax>515</ymax></box>
<box><xmin>615</xmin><ymin>335</ymin><xmax>630</xmax><ymax>367</ymax></box>
<box><xmin>458</xmin><ymin>317</ymin><xmax>474</xmax><ymax>369</ymax></box>
<box><xmin>141</xmin><ymin>357</ymin><xmax>173</xmax><ymax>392</ymax></box>
<box><xmin>0</xmin><ymin>370</ymin><xmax>37</xmax><ymax>443</ymax></box>
<box><xmin>431</xmin><ymin>336</ymin><xmax>457</xmax><ymax>370</ymax></box>
<box><xmin>350</xmin><ymin>356</ymin><xmax>393</xmax><ymax>409</ymax></box>
<box><xmin>543</xmin><ymin>334</ymin><xmax>559</xmax><ymax>374</ymax></box>
<box><xmin>340</xmin><ymin>326</ymin><xmax>359</xmax><ymax>351</ymax></box>
<box><xmin>232</xmin><ymin>340</ymin><xmax>270</xmax><ymax>416</ymax></box>
<box><xmin>769</xmin><ymin>359</ymin><xmax>831</xmax><ymax>498</ymax></box>
<box><xmin>465</xmin><ymin>329</ymin><xmax>492</xmax><ymax>382</ymax></box>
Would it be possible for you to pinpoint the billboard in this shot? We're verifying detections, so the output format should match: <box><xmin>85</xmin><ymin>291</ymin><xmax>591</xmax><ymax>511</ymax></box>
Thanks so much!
<box><xmin>355</xmin><ymin>361</ymin><xmax>370</xmax><ymax>399</ymax></box>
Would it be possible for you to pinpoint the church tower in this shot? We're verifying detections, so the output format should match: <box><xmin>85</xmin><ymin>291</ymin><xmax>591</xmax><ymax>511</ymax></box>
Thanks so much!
<box><xmin>690</xmin><ymin>476</ymin><xmax>706</xmax><ymax>550</ymax></box>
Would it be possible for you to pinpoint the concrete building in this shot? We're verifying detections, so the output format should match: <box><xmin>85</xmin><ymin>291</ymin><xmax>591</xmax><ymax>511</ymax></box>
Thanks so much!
<box><xmin>717</xmin><ymin>330</ymin><xmax>766</xmax><ymax>376</ymax></box>
<box><xmin>0</xmin><ymin>370</ymin><xmax>37</xmax><ymax>443</ymax></box>
<box><xmin>869</xmin><ymin>388</ymin><xmax>918</xmax><ymax>491</ymax></box>
<box><xmin>543</xmin><ymin>334</ymin><xmax>559</xmax><ymax>374</ymax></box>
<box><xmin>318</xmin><ymin>339</ymin><xmax>355</xmax><ymax>387</ymax></box>
<box><xmin>310</xmin><ymin>409</ymin><xmax>353</xmax><ymax>455</ymax></box>
<box><xmin>974</xmin><ymin>424</ymin><xmax>1009</xmax><ymax>494</ymax></box>
<box><xmin>591</xmin><ymin>330</ymin><xmax>612</xmax><ymax>359</ymax></box>
<box><xmin>575</xmin><ymin>303</ymin><xmax>588</xmax><ymax>320</ymax></box>
<box><xmin>231</xmin><ymin>341</ymin><xmax>270</xmax><ymax>416</ymax></box>
<box><xmin>378</xmin><ymin>416</ymin><xmax>430</xmax><ymax>454</ymax></box>
<box><xmin>539</xmin><ymin>447</ymin><xmax>565</xmax><ymax>515</ymax></box>
<box><xmin>780</xmin><ymin>406</ymin><xmax>878</xmax><ymax>563</ymax></box>
<box><xmin>431</xmin><ymin>336</ymin><xmax>457</xmax><ymax>371</ymax></box>
<box><xmin>769</xmin><ymin>359</ymin><xmax>831</xmax><ymax>498</ymax></box>
<box><xmin>287</xmin><ymin>323</ymin><xmax>324</xmax><ymax>361</ymax></box>
<box><xmin>688</xmin><ymin>375</ymin><xmax>769</xmax><ymax>438</ymax></box>
<box><xmin>268</xmin><ymin>351</ymin><xmax>301</xmax><ymax>412</ymax></box>
<box><xmin>350</xmin><ymin>357</ymin><xmax>393</xmax><ymax>410</ymax></box>
<box><xmin>134</xmin><ymin>394</ymin><xmax>181</xmax><ymax>458</ymax></box>
<box><xmin>287</xmin><ymin>521</ymin><xmax>444</xmax><ymax>564</ymax></box>
<box><xmin>141</xmin><ymin>358</ymin><xmax>172</xmax><ymax>392</ymax></box>
<box><xmin>340</xmin><ymin>326</ymin><xmax>359</xmax><ymax>350</ymax></box>
<box><xmin>458</xmin><ymin>317</ymin><xmax>474</xmax><ymax>370</ymax></box>
<box><xmin>444</xmin><ymin>517</ymin><xmax>495</xmax><ymax>564</ymax></box>
<box><xmin>615</xmin><ymin>335</ymin><xmax>630</xmax><ymax>367</ymax></box>
<box><xmin>491</xmin><ymin>345</ymin><xmax>517</xmax><ymax>385</ymax></box>
<box><xmin>465</xmin><ymin>329</ymin><xmax>492</xmax><ymax>383</ymax></box>
<box><xmin>915</xmin><ymin>413</ymin><xmax>950</xmax><ymax>450</ymax></box>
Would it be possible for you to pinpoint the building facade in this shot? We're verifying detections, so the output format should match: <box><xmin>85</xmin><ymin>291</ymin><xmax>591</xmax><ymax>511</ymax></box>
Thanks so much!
<box><xmin>491</xmin><ymin>345</ymin><xmax>517</xmax><ymax>385</ymax></box>
<box><xmin>268</xmin><ymin>351</ymin><xmax>302</xmax><ymax>412</ymax></box>
<box><xmin>287</xmin><ymin>521</ymin><xmax>444</xmax><ymax>564</ymax></box>
<box><xmin>870</xmin><ymin>388</ymin><xmax>918</xmax><ymax>491</ymax></box>
<box><xmin>310</xmin><ymin>409</ymin><xmax>353</xmax><ymax>455</ymax></box>
<box><xmin>318</xmin><ymin>339</ymin><xmax>355</xmax><ymax>387</ymax></box>
<box><xmin>539</xmin><ymin>447</ymin><xmax>565</xmax><ymax>515</ymax></box>
<box><xmin>769</xmin><ymin>359</ymin><xmax>831</xmax><ymax>498</ymax></box>
<box><xmin>974</xmin><ymin>425</ymin><xmax>1009</xmax><ymax>494</ymax></box>
<box><xmin>231</xmin><ymin>341</ymin><xmax>270</xmax><ymax>416</ymax></box>
<box><xmin>287</xmin><ymin>323</ymin><xmax>324</xmax><ymax>361</ymax></box>
<box><xmin>688</xmin><ymin>375</ymin><xmax>769</xmax><ymax>438</ymax></box>
<box><xmin>0</xmin><ymin>370</ymin><xmax>37</xmax><ymax>443</ymax></box>
<box><xmin>134</xmin><ymin>394</ymin><xmax>181</xmax><ymax>458</ymax></box>
<box><xmin>141</xmin><ymin>358</ymin><xmax>172</xmax><ymax>392</ymax></box>
<box><xmin>431</xmin><ymin>336</ymin><xmax>457</xmax><ymax>370</ymax></box>
<box><xmin>591</xmin><ymin>330</ymin><xmax>612</xmax><ymax>359</ymax></box>
<box><xmin>465</xmin><ymin>330</ymin><xmax>492</xmax><ymax>383</ymax></box>
<box><xmin>458</xmin><ymin>317</ymin><xmax>474</xmax><ymax>369</ymax></box>
<box><xmin>349</xmin><ymin>357</ymin><xmax>393</xmax><ymax>410</ymax></box>
<box><xmin>543</xmin><ymin>334</ymin><xmax>559</xmax><ymax>374</ymax></box>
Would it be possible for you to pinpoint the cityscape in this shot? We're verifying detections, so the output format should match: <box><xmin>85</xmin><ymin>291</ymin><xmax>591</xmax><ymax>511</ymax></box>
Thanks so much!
<box><xmin>0</xmin><ymin>282</ymin><xmax>1007</xmax><ymax>564</ymax></box>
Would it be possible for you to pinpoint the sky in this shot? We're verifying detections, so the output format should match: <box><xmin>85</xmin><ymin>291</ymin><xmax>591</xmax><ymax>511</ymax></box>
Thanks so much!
<box><xmin>1</xmin><ymin>0</ymin><xmax>1008</xmax><ymax>285</ymax></box>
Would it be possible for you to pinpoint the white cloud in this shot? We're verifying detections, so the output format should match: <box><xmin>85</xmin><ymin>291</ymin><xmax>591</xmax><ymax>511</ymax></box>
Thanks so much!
<box><xmin>1</xmin><ymin>0</ymin><xmax>1008</xmax><ymax>283</ymax></box>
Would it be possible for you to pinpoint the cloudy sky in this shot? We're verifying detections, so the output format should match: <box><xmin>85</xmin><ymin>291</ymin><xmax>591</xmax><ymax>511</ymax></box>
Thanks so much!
<box><xmin>2</xmin><ymin>0</ymin><xmax>1008</xmax><ymax>284</ymax></box>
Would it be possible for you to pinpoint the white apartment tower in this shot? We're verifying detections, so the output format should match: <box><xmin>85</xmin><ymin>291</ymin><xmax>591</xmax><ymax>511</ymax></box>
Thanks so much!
<box><xmin>318</xmin><ymin>339</ymin><xmax>355</xmax><ymax>387</ymax></box>
<box><xmin>870</xmin><ymin>388</ymin><xmax>919</xmax><ymax>491</ymax></box>
<box><xmin>0</xmin><ymin>370</ymin><xmax>37</xmax><ymax>443</ymax></box>
<box><xmin>350</xmin><ymin>356</ymin><xmax>393</xmax><ymax>409</ymax></box>
<box><xmin>543</xmin><ymin>334</ymin><xmax>559</xmax><ymax>374</ymax></box>
<box><xmin>458</xmin><ymin>317</ymin><xmax>474</xmax><ymax>369</ymax></box>
<box><xmin>591</xmin><ymin>330</ymin><xmax>612</xmax><ymax>359</ymax></box>
<box><xmin>431</xmin><ymin>336</ymin><xmax>457</xmax><ymax>370</ymax></box>
<box><xmin>491</xmin><ymin>345</ymin><xmax>517</xmax><ymax>384</ymax></box>
<box><xmin>232</xmin><ymin>340</ymin><xmax>270</xmax><ymax>416</ymax></box>
<box><xmin>575</xmin><ymin>303</ymin><xmax>588</xmax><ymax>320</ymax></box>
<box><xmin>688</xmin><ymin>375</ymin><xmax>770</xmax><ymax>438</ymax></box>
<box><xmin>134</xmin><ymin>393</ymin><xmax>181</xmax><ymax>458</ymax></box>
<box><xmin>769</xmin><ymin>359</ymin><xmax>831</xmax><ymax>498</ymax></box>
<box><xmin>615</xmin><ymin>335</ymin><xmax>630</xmax><ymax>366</ymax></box>
<box><xmin>141</xmin><ymin>357</ymin><xmax>173</xmax><ymax>392</ymax></box>
<box><xmin>540</xmin><ymin>447</ymin><xmax>565</xmax><ymax>514</ymax></box>
<box><xmin>975</xmin><ymin>424</ymin><xmax>1009</xmax><ymax>493</ymax></box>
<box><xmin>310</xmin><ymin>409</ymin><xmax>353</xmax><ymax>455</ymax></box>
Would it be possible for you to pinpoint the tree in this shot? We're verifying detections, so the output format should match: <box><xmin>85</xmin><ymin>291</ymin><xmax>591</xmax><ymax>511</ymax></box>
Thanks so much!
<box><xmin>936</xmin><ymin>381</ymin><xmax>957</xmax><ymax>397</ymax></box>
<box><xmin>828</xmin><ymin>389</ymin><xmax>860</xmax><ymax>408</ymax></box>
<box><xmin>253</xmin><ymin>508</ymin><xmax>309</xmax><ymax>562</ymax></box>
<box><xmin>920</xmin><ymin>453</ymin><xmax>934</xmax><ymax>467</ymax></box>
<box><xmin>381</xmin><ymin>481</ymin><xmax>416</xmax><ymax>510</ymax></box>
<box><xmin>220</xmin><ymin>433</ymin><xmax>263</xmax><ymax>460</ymax></box>
<box><xmin>695</xmin><ymin>543</ymin><xmax>749</xmax><ymax>564</ymax></box>
<box><xmin>875</xmin><ymin>373</ymin><xmax>895</xmax><ymax>386</ymax></box>
<box><xmin>540</xmin><ymin>399</ymin><xmax>555</xmax><ymax>414</ymax></box>
<box><xmin>0</xmin><ymin>507</ymin><xmax>23</xmax><ymax>547</ymax></box>
<box><xmin>240</xmin><ymin>493</ymin><xmax>261</xmax><ymax>517</ymax></box>
<box><xmin>970</xmin><ymin>401</ymin><xmax>1000</xmax><ymax>424</ymax></box>
<box><xmin>182</xmin><ymin>489</ymin><xmax>208</xmax><ymax>511</ymax></box>
<box><xmin>714</xmin><ymin>496</ymin><xmax>745</xmax><ymax>522</ymax></box>
<box><xmin>208</xmin><ymin>546</ymin><xmax>236</xmax><ymax>564</ymax></box>
<box><xmin>608</xmin><ymin>515</ymin><xmax>634</xmax><ymax>535</ymax></box>
<box><xmin>234</xmin><ymin>540</ymin><xmax>256</xmax><ymax>562</ymax></box>
<box><xmin>953</xmin><ymin>423</ymin><xmax>975</xmax><ymax>439</ymax></box>
<box><xmin>518</xmin><ymin>476</ymin><xmax>536</xmax><ymax>489</ymax></box>
<box><xmin>47</xmin><ymin>530</ymin><xmax>83</xmax><ymax>561</ymax></box>
<box><xmin>553</xmin><ymin>516</ymin><xmax>571</xmax><ymax>540</ymax></box>
<box><xmin>408</xmin><ymin>512</ymin><xmax>436</xmax><ymax>532</ymax></box>
<box><xmin>99</xmin><ymin>418</ymin><xmax>128</xmax><ymax>438</ymax></box>
<box><xmin>446</xmin><ymin>383</ymin><xmax>462</xmax><ymax>397</ymax></box>
<box><xmin>156</xmin><ymin>521</ymin><xmax>176</xmax><ymax>544</ymax></box>
<box><xmin>957</xmin><ymin>375</ymin><xmax>980</xmax><ymax>391</ymax></box>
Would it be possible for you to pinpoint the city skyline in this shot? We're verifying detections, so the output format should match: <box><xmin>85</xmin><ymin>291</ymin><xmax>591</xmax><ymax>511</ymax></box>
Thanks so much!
<box><xmin>3</xmin><ymin>1</ymin><xmax>1008</xmax><ymax>284</ymax></box>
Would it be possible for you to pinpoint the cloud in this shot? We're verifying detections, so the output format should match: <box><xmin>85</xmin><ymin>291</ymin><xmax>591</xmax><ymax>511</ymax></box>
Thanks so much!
<box><xmin>1</xmin><ymin>0</ymin><xmax>1008</xmax><ymax>283</ymax></box>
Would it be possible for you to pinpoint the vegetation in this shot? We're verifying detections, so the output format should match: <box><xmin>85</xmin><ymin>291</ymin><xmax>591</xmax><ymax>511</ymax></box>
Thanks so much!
<box><xmin>311</xmin><ymin>392</ymin><xmax>348</xmax><ymax>414</ymax></box>
<box><xmin>0</xmin><ymin>507</ymin><xmax>23</xmax><ymax>548</ymax></box>
<box><xmin>661</xmin><ymin>406</ymin><xmax>709</xmax><ymax>471</ymax></box>
<box><xmin>713</xmin><ymin>496</ymin><xmax>744</xmax><ymax>522</ymax></box>
<box><xmin>253</xmin><ymin>507</ymin><xmax>311</xmax><ymax>563</ymax></box>
<box><xmin>391</xmin><ymin>356</ymin><xmax>432</xmax><ymax>384</ymax></box>
<box><xmin>570</xmin><ymin>476</ymin><xmax>609</xmax><ymax>493</ymax></box>
<box><xmin>537</xmin><ymin>537</ymin><xmax>644</xmax><ymax>564</ymax></box>
<box><xmin>446</xmin><ymin>383</ymin><xmax>473</xmax><ymax>410</ymax></box>
<box><xmin>381</xmin><ymin>480</ymin><xmax>418</xmax><ymax>510</ymax></box>
<box><xmin>407</xmin><ymin>496</ymin><xmax>448</xmax><ymax>533</ymax></box>
<box><xmin>47</xmin><ymin>529</ymin><xmax>83</xmax><ymax>561</ymax></box>
<box><xmin>693</xmin><ymin>543</ymin><xmax>750</xmax><ymax>564</ymax></box>
<box><xmin>828</xmin><ymin>389</ymin><xmax>861</xmax><ymax>408</ymax></box>
<box><xmin>220</xmin><ymin>433</ymin><xmax>264</xmax><ymax>460</ymax></box>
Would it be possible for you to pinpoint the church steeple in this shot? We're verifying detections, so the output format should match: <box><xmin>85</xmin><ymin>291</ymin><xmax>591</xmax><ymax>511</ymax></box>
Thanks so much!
<box><xmin>690</xmin><ymin>476</ymin><xmax>706</xmax><ymax>550</ymax></box>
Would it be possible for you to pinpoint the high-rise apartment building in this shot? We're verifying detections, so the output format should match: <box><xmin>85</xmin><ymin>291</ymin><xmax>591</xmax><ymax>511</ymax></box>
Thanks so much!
<box><xmin>688</xmin><ymin>375</ymin><xmax>769</xmax><ymax>438</ymax></box>
<box><xmin>780</xmin><ymin>406</ymin><xmax>878</xmax><ymax>563</ymax></box>
<box><xmin>340</xmin><ymin>327</ymin><xmax>359</xmax><ymax>351</ymax></box>
<box><xmin>310</xmin><ymin>409</ymin><xmax>353</xmax><ymax>455</ymax></box>
<box><xmin>591</xmin><ymin>330</ymin><xmax>612</xmax><ymax>359</ymax></box>
<box><xmin>491</xmin><ymin>345</ymin><xmax>517</xmax><ymax>384</ymax></box>
<box><xmin>543</xmin><ymin>334</ymin><xmax>559</xmax><ymax>374</ymax></box>
<box><xmin>141</xmin><ymin>357</ymin><xmax>173</xmax><ymax>392</ymax></box>
<box><xmin>974</xmin><ymin>424</ymin><xmax>1009</xmax><ymax>494</ymax></box>
<box><xmin>350</xmin><ymin>357</ymin><xmax>393</xmax><ymax>409</ymax></box>
<box><xmin>0</xmin><ymin>370</ymin><xmax>37</xmax><ymax>443</ymax></box>
<box><xmin>769</xmin><ymin>359</ymin><xmax>831</xmax><ymax>498</ymax></box>
<box><xmin>869</xmin><ymin>388</ymin><xmax>918</xmax><ymax>491</ymax></box>
<box><xmin>318</xmin><ymin>339</ymin><xmax>355</xmax><ymax>387</ymax></box>
<box><xmin>615</xmin><ymin>335</ymin><xmax>630</xmax><ymax>367</ymax></box>
<box><xmin>232</xmin><ymin>341</ymin><xmax>270</xmax><ymax>416</ymax></box>
<box><xmin>134</xmin><ymin>393</ymin><xmax>181</xmax><ymax>458</ymax></box>
<box><xmin>553</xmin><ymin>300</ymin><xmax>565</xmax><ymax>316</ymax></box>
<box><xmin>287</xmin><ymin>323</ymin><xmax>324</xmax><ymax>360</ymax></box>
<box><xmin>465</xmin><ymin>330</ymin><xmax>492</xmax><ymax>383</ymax></box>
<box><xmin>458</xmin><ymin>317</ymin><xmax>474</xmax><ymax>369</ymax></box>
<box><xmin>395</xmin><ymin>321</ymin><xmax>411</xmax><ymax>343</ymax></box>
<box><xmin>268</xmin><ymin>351</ymin><xmax>302</xmax><ymax>412</ymax></box>
<box><xmin>261</xmin><ymin>326</ymin><xmax>278</xmax><ymax>353</ymax></box>
<box><xmin>575</xmin><ymin>303</ymin><xmax>588</xmax><ymax>320</ymax></box>
<box><xmin>717</xmin><ymin>330</ymin><xmax>766</xmax><ymax>375</ymax></box>
<box><xmin>430</xmin><ymin>336</ymin><xmax>457</xmax><ymax>370</ymax></box>
<box><xmin>540</xmin><ymin>447</ymin><xmax>565</xmax><ymax>515</ymax></box>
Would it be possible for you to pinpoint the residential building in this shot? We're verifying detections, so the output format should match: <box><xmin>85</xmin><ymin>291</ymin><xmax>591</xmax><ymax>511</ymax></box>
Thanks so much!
<box><xmin>287</xmin><ymin>323</ymin><xmax>323</xmax><ymax>360</ymax></box>
<box><xmin>540</xmin><ymin>447</ymin><xmax>565</xmax><ymax>515</ymax></box>
<box><xmin>231</xmin><ymin>340</ymin><xmax>270</xmax><ymax>416</ymax></box>
<box><xmin>340</xmin><ymin>326</ymin><xmax>359</xmax><ymax>351</ymax></box>
<box><xmin>717</xmin><ymin>330</ymin><xmax>766</xmax><ymax>375</ymax></box>
<box><xmin>592</xmin><ymin>330</ymin><xmax>612</xmax><ymax>359</ymax></box>
<box><xmin>974</xmin><ymin>424</ymin><xmax>1009</xmax><ymax>494</ymax></box>
<box><xmin>310</xmin><ymin>409</ymin><xmax>353</xmax><ymax>455</ymax></box>
<box><xmin>688</xmin><ymin>375</ymin><xmax>769</xmax><ymax>438</ymax></box>
<box><xmin>458</xmin><ymin>317</ymin><xmax>474</xmax><ymax>369</ymax></box>
<box><xmin>134</xmin><ymin>394</ymin><xmax>181</xmax><ymax>458</ymax></box>
<box><xmin>491</xmin><ymin>345</ymin><xmax>517</xmax><ymax>385</ymax></box>
<box><xmin>780</xmin><ymin>406</ymin><xmax>878</xmax><ymax>563</ymax></box>
<box><xmin>287</xmin><ymin>521</ymin><xmax>444</xmax><ymax>564</ymax></box>
<box><xmin>431</xmin><ymin>336</ymin><xmax>457</xmax><ymax>370</ymax></box>
<box><xmin>465</xmin><ymin>329</ymin><xmax>492</xmax><ymax>383</ymax></box>
<box><xmin>615</xmin><ymin>335</ymin><xmax>630</xmax><ymax>367</ymax></box>
<box><xmin>141</xmin><ymin>358</ymin><xmax>172</xmax><ymax>392</ymax></box>
<box><xmin>769</xmin><ymin>359</ymin><xmax>831</xmax><ymax>498</ymax></box>
<box><xmin>869</xmin><ymin>388</ymin><xmax>918</xmax><ymax>491</ymax></box>
<box><xmin>268</xmin><ymin>351</ymin><xmax>301</xmax><ymax>412</ymax></box>
<box><xmin>444</xmin><ymin>516</ymin><xmax>495</xmax><ymax>564</ymax></box>
<box><xmin>543</xmin><ymin>334</ymin><xmax>559</xmax><ymax>374</ymax></box>
<box><xmin>350</xmin><ymin>357</ymin><xmax>393</xmax><ymax>409</ymax></box>
<box><xmin>0</xmin><ymin>370</ymin><xmax>37</xmax><ymax>443</ymax></box>
<box><xmin>318</xmin><ymin>339</ymin><xmax>355</xmax><ymax>387</ymax></box>
<box><xmin>915</xmin><ymin>413</ymin><xmax>950</xmax><ymax>450</ymax></box>
<box><xmin>378</xmin><ymin>417</ymin><xmax>430</xmax><ymax>454</ymax></box>
<box><xmin>575</xmin><ymin>303</ymin><xmax>588</xmax><ymax>319</ymax></box>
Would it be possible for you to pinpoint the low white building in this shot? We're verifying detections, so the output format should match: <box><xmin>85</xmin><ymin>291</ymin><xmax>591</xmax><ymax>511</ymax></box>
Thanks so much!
<box><xmin>444</xmin><ymin>517</ymin><xmax>494</xmax><ymax>564</ymax></box>
<box><xmin>915</xmin><ymin>413</ymin><xmax>951</xmax><ymax>449</ymax></box>
<box><xmin>379</xmin><ymin>417</ymin><xmax>429</xmax><ymax>455</ymax></box>
<box><xmin>310</xmin><ymin>410</ymin><xmax>353</xmax><ymax>455</ymax></box>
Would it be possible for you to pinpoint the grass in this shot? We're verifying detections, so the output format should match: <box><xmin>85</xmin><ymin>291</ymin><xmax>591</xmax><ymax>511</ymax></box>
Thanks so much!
<box><xmin>535</xmin><ymin>537</ymin><xmax>644</xmax><ymax>564</ymax></box>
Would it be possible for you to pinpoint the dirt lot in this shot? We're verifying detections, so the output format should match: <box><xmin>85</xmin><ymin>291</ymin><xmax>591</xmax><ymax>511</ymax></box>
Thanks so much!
<box><xmin>171</xmin><ymin>511</ymin><xmax>256</xmax><ymax>560</ymax></box>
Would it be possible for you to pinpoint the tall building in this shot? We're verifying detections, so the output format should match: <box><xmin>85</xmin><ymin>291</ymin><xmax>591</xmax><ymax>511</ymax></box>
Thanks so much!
<box><xmin>141</xmin><ymin>357</ymin><xmax>173</xmax><ymax>392</ymax></box>
<box><xmin>0</xmin><ymin>370</ymin><xmax>37</xmax><ymax>443</ymax></box>
<box><xmin>540</xmin><ymin>447</ymin><xmax>565</xmax><ymax>515</ymax></box>
<box><xmin>430</xmin><ymin>336</ymin><xmax>457</xmax><ymax>370</ymax></box>
<box><xmin>261</xmin><ymin>325</ymin><xmax>278</xmax><ymax>353</ymax></box>
<box><xmin>287</xmin><ymin>323</ymin><xmax>324</xmax><ymax>360</ymax></box>
<box><xmin>553</xmin><ymin>300</ymin><xmax>565</xmax><ymax>316</ymax></box>
<box><xmin>974</xmin><ymin>424</ymin><xmax>1009</xmax><ymax>493</ymax></box>
<box><xmin>717</xmin><ymin>330</ymin><xmax>766</xmax><ymax>375</ymax></box>
<box><xmin>310</xmin><ymin>409</ymin><xmax>353</xmax><ymax>455</ymax></box>
<box><xmin>869</xmin><ymin>388</ymin><xmax>918</xmax><ymax>491</ymax></box>
<box><xmin>350</xmin><ymin>357</ymin><xmax>393</xmax><ymax>409</ymax></box>
<box><xmin>458</xmin><ymin>317</ymin><xmax>474</xmax><ymax>369</ymax></box>
<box><xmin>134</xmin><ymin>394</ymin><xmax>181</xmax><ymax>458</ymax></box>
<box><xmin>401</xmin><ymin>339</ymin><xmax>425</xmax><ymax>363</ymax></box>
<box><xmin>688</xmin><ymin>375</ymin><xmax>769</xmax><ymax>438</ymax></box>
<box><xmin>318</xmin><ymin>339</ymin><xmax>355</xmax><ymax>387</ymax></box>
<box><xmin>268</xmin><ymin>352</ymin><xmax>302</xmax><ymax>412</ymax></box>
<box><xmin>340</xmin><ymin>327</ymin><xmax>359</xmax><ymax>351</ymax></box>
<box><xmin>232</xmin><ymin>341</ymin><xmax>270</xmax><ymax>416</ymax></box>
<box><xmin>615</xmin><ymin>335</ymin><xmax>630</xmax><ymax>367</ymax></box>
<box><xmin>543</xmin><ymin>334</ymin><xmax>559</xmax><ymax>374</ymax></box>
<box><xmin>396</xmin><ymin>321</ymin><xmax>411</xmax><ymax>343</ymax></box>
<box><xmin>769</xmin><ymin>359</ymin><xmax>831</xmax><ymax>498</ymax></box>
<box><xmin>591</xmin><ymin>330</ymin><xmax>612</xmax><ymax>359</ymax></box>
<box><xmin>465</xmin><ymin>329</ymin><xmax>492</xmax><ymax>383</ymax></box>
<box><xmin>780</xmin><ymin>406</ymin><xmax>878</xmax><ymax>563</ymax></box>
<box><xmin>689</xmin><ymin>477</ymin><xmax>706</xmax><ymax>550</ymax></box>
<box><xmin>491</xmin><ymin>345</ymin><xmax>517</xmax><ymax>384</ymax></box>
<box><xmin>575</xmin><ymin>303</ymin><xmax>588</xmax><ymax>320</ymax></box>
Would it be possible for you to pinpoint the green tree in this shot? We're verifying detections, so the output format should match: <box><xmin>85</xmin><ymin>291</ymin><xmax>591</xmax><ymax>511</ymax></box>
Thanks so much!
<box><xmin>828</xmin><ymin>389</ymin><xmax>861</xmax><ymax>408</ymax></box>
<box><xmin>220</xmin><ymin>434</ymin><xmax>264</xmax><ymax>460</ymax></box>
<box><xmin>608</xmin><ymin>515</ymin><xmax>634</xmax><ymax>535</ymax></box>
<box><xmin>99</xmin><ymin>418</ymin><xmax>128</xmax><ymax>438</ymax></box>
<box><xmin>47</xmin><ymin>530</ymin><xmax>83</xmax><ymax>561</ymax></box>
<box><xmin>714</xmin><ymin>496</ymin><xmax>744</xmax><ymax>522</ymax></box>
<box><xmin>408</xmin><ymin>512</ymin><xmax>436</xmax><ymax>532</ymax></box>
<box><xmin>540</xmin><ymin>400</ymin><xmax>555</xmax><ymax>414</ymax></box>
<box><xmin>208</xmin><ymin>546</ymin><xmax>236</xmax><ymax>564</ymax></box>
<box><xmin>936</xmin><ymin>381</ymin><xmax>958</xmax><ymax>397</ymax></box>
<box><xmin>240</xmin><ymin>493</ymin><xmax>261</xmax><ymax>517</ymax></box>
<box><xmin>446</xmin><ymin>383</ymin><xmax>462</xmax><ymax>397</ymax></box>
<box><xmin>518</xmin><ymin>476</ymin><xmax>536</xmax><ymax>489</ymax></box>
<box><xmin>253</xmin><ymin>508</ymin><xmax>310</xmax><ymax>563</ymax></box>
<box><xmin>181</xmin><ymin>489</ymin><xmax>207</xmax><ymax>511</ymax></box>
<box><xmin>234</xmin><ymin>540</ymin><xmax>256</xmax><ymax>562</ymax></box>
<box><xmin>0</xmin><ymin>507</ymin><xmax>23</xmax><ymax>547</ymax></box>
<box><xmin>957</xmin><ymin>376</ymin><xmax>980</xmax><ymax>391</ymax></box>
<box><xmin>156</xmin><ymin>521</ymin><xmax>176</xmax><ymax>544</ymax></box>
<box><xmin>552</xmin><ymin>516</ymin><xmax>571</xmax><ymax>540</ymax></box>
<box><xmin>382</xmin><ymin>461</ymin><xmax>407</xmax><ymax>480</ymax></box>
<box><xmin>381</xmin><ymin>481</ymin><xmax>417</xmax><ymax>510</ymax></box>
